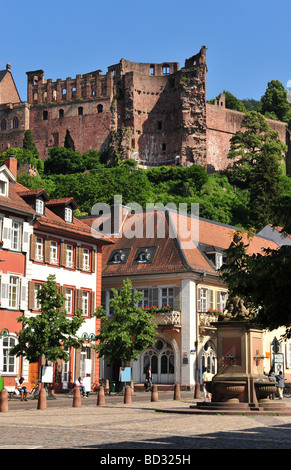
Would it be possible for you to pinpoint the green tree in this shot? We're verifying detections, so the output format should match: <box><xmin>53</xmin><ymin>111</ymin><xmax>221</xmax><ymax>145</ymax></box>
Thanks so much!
<box><xmin>220</xmin><ymin>231</ymin><xmax>291</xmax><ymax>338</ymax></box>
<box><xmin>10</xmin><ymin>275</ymin><xmax>84</xmax><ymax>364</ymax></box>
<box><xmin>23</xmin><ymin>129</ymin><xmax>39</xmax><ymax>159</ymax></box>
<box><xmin>261</xmin><ymin>80</ymin><xmax>291</xmax><ymax>123</ymax></box>
<box><xmin>94</xmin><ymin>279</ymin><xmax>158</xmax><ymax>367</ymax></box>
<box><xmin>227</xmin><ymin>111</ymin><xmax>286</xmax><ymax>229</ymax></box>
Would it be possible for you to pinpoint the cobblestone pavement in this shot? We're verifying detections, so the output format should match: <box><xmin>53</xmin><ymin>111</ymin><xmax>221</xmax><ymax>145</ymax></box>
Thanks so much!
<box><xmin>1</xmin><ymin>391</ymin><xmax>291</xmax><ymax>451</ymax></box>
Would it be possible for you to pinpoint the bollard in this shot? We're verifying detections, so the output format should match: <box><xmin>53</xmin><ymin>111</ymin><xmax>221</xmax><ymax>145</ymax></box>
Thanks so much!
<box><xmin>97</xmin><ymin>385</ymin><xmax>105</xmax><ymax>406</ymax></box>
<box><xmin>124</xmin><ymin>385</ymin><xmax>132</xmax><ymax>404</ymax></box>
<box><xmin>151</xmin><ymin>384</ymin><xmax>158</xmax><ymax>402</ymax></box>
<box><xmin>174</xmin><ymin>383</ymin><xmax>181</xmax><ymax>400</ymax></box>
<box><xmin>194</xmin><ymin>382</ymin><xmax>201</xmax><ymax>399</ymax></box>
<box><xmin>72</xmin><ymin>387</ymin><xmax>81</xmax><ymax>408</ymax></box>
<box><xmin>37</xmin><ymin>387</ymin><xmax>47</xmax><ymax>410</ymax></box>
<box><xmin>0</xmin><ymin>389</ymin><xmax>8</xmax><ymax>412</ymax></box>
<box><xmin>105</xmin><ymin>379</ymin><xmax>109</xmax><ymax>396</ymax></box>
<box><xmin>130</xmin><ymin>380</ymin><xmax>134</xmax><ymax>394</ymax></box>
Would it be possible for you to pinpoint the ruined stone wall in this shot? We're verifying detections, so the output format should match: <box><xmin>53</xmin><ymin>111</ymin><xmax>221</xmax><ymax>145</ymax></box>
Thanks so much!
<box><xmin>206</xmin><ymin>100</ymin><xmax>287</xmax><ymax>172</ymax></box>
<box><xmin>0</xmin><ymin>102</ymin><xmax>30</xmax><ymax>153</ymax></box>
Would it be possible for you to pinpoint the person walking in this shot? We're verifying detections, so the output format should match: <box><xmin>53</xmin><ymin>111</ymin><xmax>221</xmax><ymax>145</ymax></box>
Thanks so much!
<box><xmin>275</xmin><ymin>371</ymin><xmax>285</xmax><ymax>399</ymax></box>
<box><xmin>202</xmin><ymin>367</ymin><xmax>214</xmax><ymax>402</ymax></box>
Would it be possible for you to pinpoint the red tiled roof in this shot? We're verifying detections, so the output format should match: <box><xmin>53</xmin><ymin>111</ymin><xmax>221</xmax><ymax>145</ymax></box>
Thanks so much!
<box><xmin>86</xmin><ymin>210</ymin><xmax>279</xmax><ymax>277</ymax></box>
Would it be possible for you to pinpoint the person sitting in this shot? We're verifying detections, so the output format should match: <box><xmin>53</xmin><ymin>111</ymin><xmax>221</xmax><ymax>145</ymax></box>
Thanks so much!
<box><xmin>75</xmin><ymin>377</ymin><xmax>86</xmax><ymax>397</ymax></box>
<box><xmin>15</xmin><ymin>377</ymin><xmax>28</xmax><ymax>401</ymax></box>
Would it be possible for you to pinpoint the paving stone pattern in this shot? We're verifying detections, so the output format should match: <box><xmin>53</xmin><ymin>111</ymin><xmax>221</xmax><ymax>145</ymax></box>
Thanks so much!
<box><xmin>1</xmin><ymin>391</ymin><xmax>291</xmax><ymax>450</ymax></box>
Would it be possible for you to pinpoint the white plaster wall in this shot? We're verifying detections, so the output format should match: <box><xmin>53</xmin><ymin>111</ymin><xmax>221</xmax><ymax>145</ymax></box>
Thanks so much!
<box><xmin>180</xmin><ymin>279</ymin><xmax>196</xmax><ymax>387</ymax></box>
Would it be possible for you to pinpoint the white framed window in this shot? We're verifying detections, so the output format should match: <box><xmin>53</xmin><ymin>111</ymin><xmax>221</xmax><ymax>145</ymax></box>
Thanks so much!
<box><xmin>197</xmin><ymin>287</ymin><xmax>214</xmax><ymax>312</ymax></box>
<box><xmin>36</xmin><ymin>237</ymin><xmax>44</xmax><ymax>262</ymax></box>
<box><xmin>82</xmin><ymin>291</ymin><xmax>89</xmax><ymax>316</ymax></box>
<box><xmin>66</xmin><ymin>245</ymin><xmax>74</xmax><ymax>268</ymax></box>
<box><xmin>62</xmin><ymin>346</ymin><xmax>70</xmax><ymax>383</ymax></box>
<box><xmin>137</xmin><ymin>288</ymin><xmax>149</xmax><ymax>308</ymax></box>
<box><xmin>11</xmin><ymin>221</ymin><xmax>20</xmax><ymax>251</ymax></box>
<box><xmin>64</xmin><ymin>207</ymin><xmax>73</xmax><ymax>223</ymax></box>
<box><xmin>83</xmin><ymin>249</ymin><xmax>90</xmax><ymax>271</ymax></box>
<box><xmin>65</xmin><ymin>288</ymin><xmax>73</xmax><ymax>314</ymax></box>
<box><xmin>34</xmin><ymin>284</ymin><xmax>42</xmax><ymax>310</ymax></box>
<box><xmin>35</xmin><ymin>198</ymin><xmax>44</xmax><ymax>215</ymax></box>
<box><xmin>161</xmin><ymin>287</ymin><xmax>174</xmax><ymax>309</ymax></box>
<box><xmin>9</xmin><ymin>276</ymin><xmax>20</xmax><ymax>309</ymax></box>
<box><xmin>2</xmin><ymin>336</ymin><xmax>17</xmax><ymax>374</ymax></box>
<box><xmin>0</xmin><ymin>180</ymin><xmax>7</xmax><ymax>196</ymax></box>
<box><xmin>215</xmin><ymin>253</ymin><xmax>223</xmax><ymax>270</ymax></box>
<box><xmin>217</xmin><ymin>290</ymin><xmax>228</xmax><ymax>312</ymax></box>
<box><xmin>50</xmin><ymin>241</ymin><xmax>58</xmax><ymax>265</ymax></box>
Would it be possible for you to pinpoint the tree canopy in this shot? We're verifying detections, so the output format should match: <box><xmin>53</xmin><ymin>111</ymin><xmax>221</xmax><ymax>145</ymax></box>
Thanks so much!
<box><xmin>10</xmin><ymin>275</ymin><xmax>84</xmax><ymax>363</ymax></box>
<box><xmin>94</xmin><ymin>279</ymin><xmax>158</xmax><ymax>365</ymax></box>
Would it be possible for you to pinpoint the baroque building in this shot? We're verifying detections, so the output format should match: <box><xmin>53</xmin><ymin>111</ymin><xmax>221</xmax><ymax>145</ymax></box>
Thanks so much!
<box><xmin>0</xmin><ymin>47</ymin><xmax>290</xmax><ymax>171</ymax></box>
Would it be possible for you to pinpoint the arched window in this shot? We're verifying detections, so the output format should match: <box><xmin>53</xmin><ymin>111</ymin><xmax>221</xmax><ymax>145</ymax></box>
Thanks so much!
<box><xmin>97</xmin><ymin>104</ymin><xmax>103</xmax><ymax>114</ymax></box>
<box><xmin>162</xmin><ymin>65</ymin><xmax>170</xmax><ymax>76</ymax></box>
<box><xmin>12</xmin><ymin>117</ymin><xmax>19</xmax><ymax>129</ymax></box>
<box><xmin>2</xmin><ymin>336</ymin><xmax>17</xmax><ymax>374</ymax></box>
<box><xmin>1</xmin><ymin>119</ymin><xmax>7</xmax><ymax>131</ymax></box>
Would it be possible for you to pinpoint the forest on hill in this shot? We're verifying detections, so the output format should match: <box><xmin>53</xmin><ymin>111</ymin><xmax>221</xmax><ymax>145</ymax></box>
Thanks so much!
<box><xmin>1</xmin><ymin>80</ymin><xmax>290</xmax><ymax>234</ymax></box>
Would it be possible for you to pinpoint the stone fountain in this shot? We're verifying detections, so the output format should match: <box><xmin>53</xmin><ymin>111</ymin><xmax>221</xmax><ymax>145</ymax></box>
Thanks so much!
<box><xmin>193</xmin><ymin>317</ymin><xmax>287</xmax><ymax>414</ymax></box>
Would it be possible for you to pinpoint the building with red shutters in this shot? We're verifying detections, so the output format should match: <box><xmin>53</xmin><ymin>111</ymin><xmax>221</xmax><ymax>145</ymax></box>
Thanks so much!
<box><xmin>0</xmin><ymin>157</ymin><xmax>112</xmax><ymax>394</ymax></box>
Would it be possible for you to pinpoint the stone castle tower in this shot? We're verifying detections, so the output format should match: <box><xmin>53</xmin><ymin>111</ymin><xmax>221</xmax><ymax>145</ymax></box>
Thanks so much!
<box><xmin>0</xmin><ymin>47</ymin><xmax>289</xmax><ymax>172</ymax></box>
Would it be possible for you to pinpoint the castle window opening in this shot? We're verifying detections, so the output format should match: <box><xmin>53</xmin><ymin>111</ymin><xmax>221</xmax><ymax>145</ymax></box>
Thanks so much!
<box><xmin>43</xmin><ymin>110</ymin><xmax>48</xmax><ymax>121</ymax></box>
<box><xmin>33</xmin><ymin>93</ymin><xmax>38</xmax><ymax>103</ymax></box>
<box><xmin>62</xmin><ymin>88</ymin><xmax>67</xmax><ymax>99</ymax></box>
<box><xmin>52</xmin><ymin>90</ymin><xmax>57</xmax><ymax>101</ymax></box>
<box><xmin>12</xmin><ymin>117</ymin><xmax>19</xmax><ymax>129</ymax></box>
<box><xmin>97</xmin><ymin>104</ymin><xmax>103</xmax><ymax>114</ymax></box>
<box><xmin>1</xmin><ymin>119</ymin><xmax>7</xmax><ymax>131</ymax></box>
<box><xmin>59</xmin><ymin>109</ymin><xmax>64</xmax><ymax>119</ymax></box>
<box><xmin>78</xmin><ymin>107</ymin><xmax>83</xmax><ymax>116</ymax></box>
<box><xmin>72</xmin><ymin>87</ymin><xmax>76</xmax><ymax>98</ymax></box>
<box><xmin>157</xmin><ymin>121</ymin><xmax>162</xmax><ymax>130</ymax></box>
<box><xmin>150</xmin><ymin>65</ymin><xmax>155</xmax><ymax>76</ymax></box>
<box><xmin>163</xmin><ymin>65</ymin><xmax>170</xmax><ymax>76</ymax></box>
<box><xmin>161</xmin><ymin>143</ymin><xmax>166</xmax><ymax>151</ymax></box>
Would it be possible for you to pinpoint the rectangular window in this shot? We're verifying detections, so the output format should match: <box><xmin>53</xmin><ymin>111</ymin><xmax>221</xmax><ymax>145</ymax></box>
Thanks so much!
<box><xmin>34</xmin><ymin>284</ymin><xmax>42</xmax><ymax>310</ymax></box>
<box><xmin>66</xmin><ymin>245</ymin><xmax>74</xmax><ymax>268</ymax></box>
<box><xmin>64</xmin><ymin>207</ymin><xmax>72</xmax><ymax>223</ymax></box>
<box><xmin>197</xmin><ymin>287</ymin><xmax>214</xmax><ymax>312</ymax></box>
<box><xmin>35</xmin><ymin>199</ymin><xmax>44</xmax><ymax>215</ymax></box>
<box><xmin>138</xmin><ymin>288</ymin><xmax>149</xmax><ymax>308</ymax></box>
<box><xmin>83</xmin><ymin>249</ymin><xmax>90</xmax><ymax>271</ymax></box>
<box><xmin>161</xmin><ymin>287</ymin><xmax>174</xmax><ymax>309</ymax></box>
<box><xmin>50</xmin><ymin>241</ymin><xmax>58</xmax><ymax>265</ymax></box>
<box><xmin>9</xmin><ymin>276</ymin><xmax>19</xmax><ymax>309</ymax></box>
<box><xmin>217</xmin><ymin>291</ymin><xmax>227</xmax><ymax>312</ymax></box>
<box><xmin>36</xmin><ymin>237</ymin><xmax>44</xmax><ymax>262</ymax></box>
<box><xmin>82</xmin><ymin>291</ymin><xmax>89</xmax><ymax>316</ymax></box>
<box><xmin>65</xmin><ymin>288</ymin><xmax>73</xmax><ymax>314</ymax></box>
<box><xmin>62</xmin><ymin>346</ymin><xmax>70</xmax><ymax>383</ymax></box>
<box><xmin>11</xmin><ymin>222</ymin><xmax>20</xmax><ymax>251</ymax></box>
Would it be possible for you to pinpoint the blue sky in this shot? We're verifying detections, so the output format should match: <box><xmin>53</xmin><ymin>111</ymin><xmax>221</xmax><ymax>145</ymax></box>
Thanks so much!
<box><xmin>2</xmin><ymin>0</ymin><xmax>291</xmax><ymax>103</ymax></box>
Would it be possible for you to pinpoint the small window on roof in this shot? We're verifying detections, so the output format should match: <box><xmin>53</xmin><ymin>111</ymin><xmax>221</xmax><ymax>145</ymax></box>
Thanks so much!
<box><xmin>64</xmin><ymin>207</ymin><xmax>73</xmax><ymax>223</ymax></box>
<box><xmin>0</xmin><ymin>180</ymin><xmax>7</xmax><ymax>196</ymax></box>
<box><xmin>35</xmin><ymin>198</ymin><xmax>44</xmax><ymax>215</ymax></box>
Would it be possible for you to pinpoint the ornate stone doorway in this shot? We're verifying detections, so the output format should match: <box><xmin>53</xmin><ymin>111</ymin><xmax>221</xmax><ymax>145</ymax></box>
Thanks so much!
<box><xmin>142</xmin><ymin>338</ymin><xmax>175</xmax><ymax>384</ymax></box>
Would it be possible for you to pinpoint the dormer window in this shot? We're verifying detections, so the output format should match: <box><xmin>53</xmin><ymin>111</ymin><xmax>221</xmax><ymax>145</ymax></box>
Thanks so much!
<box><xmin>136</xmin><ymin>251</ymin><xmax>149</xmax><ymax>263</ymax></box>
<box><xmin>35</xmin><ymin>198</ymin><xmax>44</xmax><ymax>215</ymax></box>
<box><xmin>64</xmin><ymin>207</ymin><xmax>73</xmax><ymax>223</ymax></box>
<box><xmin>0</xmin><ymin>180</ymin><xmax>7</xmax><ymax>196</ymax></box>
<box><xmin>111</xmin><ymin>252</ymin><xmax>124</xmax><ymax>264</ymax></box>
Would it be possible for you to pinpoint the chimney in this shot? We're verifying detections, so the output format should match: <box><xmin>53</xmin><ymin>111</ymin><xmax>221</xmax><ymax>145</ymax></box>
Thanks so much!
<box><xmin>4</xmin><ymin>156</ymin><xmax>17</xmax><ymax>179</ymax></box>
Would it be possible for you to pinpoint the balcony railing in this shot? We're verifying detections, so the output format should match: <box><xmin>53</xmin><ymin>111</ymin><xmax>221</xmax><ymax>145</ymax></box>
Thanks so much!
<box><xmin>154</xmin><ymin>310</ymin><xmax>181</xmax><ymax>326</ymax></box>
<box><xmin>199</xmin><ymin>312</ymin><xmax>220</xmax><ymax>327</ymax></box>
